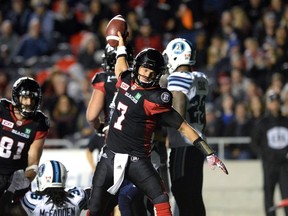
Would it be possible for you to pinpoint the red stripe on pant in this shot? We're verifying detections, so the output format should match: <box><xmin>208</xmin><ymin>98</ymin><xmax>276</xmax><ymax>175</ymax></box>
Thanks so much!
<box><xmin>154</xmin><ymin>202</ymin><xmax>172</xmax><ymax>216</ymax></box>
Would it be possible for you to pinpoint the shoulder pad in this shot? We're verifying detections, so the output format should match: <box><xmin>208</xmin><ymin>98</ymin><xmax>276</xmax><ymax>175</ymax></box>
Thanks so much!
<box><xmin>120</xmin><ymin>70</ymin><xmax>132</xmax><ymax>79</ymax></box>
<box><xmin>34</xmin><ymin>111</ymin><xmax>50</xmax><ymax>129</ymax></box>
<box><xmin>0</xmin><ymin>99</ymin><xmax>12</xmax><ymax>114</ymax></box>
<box><xmin>0</xmin><ymin>98</ymin><xmax>12</xmax><ymax>106</ymax></box>
<box><xmin>191</xmin><ymin>71</ymin><xmax>208</xmax><ymax>80</ymax></box>
<box><xmin>91</xmin><ymin>72</ymin><xmax>107</xmax><ymax>85</ymax></box>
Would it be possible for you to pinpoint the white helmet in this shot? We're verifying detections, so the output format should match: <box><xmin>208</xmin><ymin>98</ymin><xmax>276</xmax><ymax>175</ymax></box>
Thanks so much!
<box><xmin>36</xmin><ymin>160</ymin><xmax>68</xmax><ymax>191</ymax></box>
<box><xmin>163</xmin><ymin>38</ymin><xmax>196</xmax><ymax>74</ymax></box>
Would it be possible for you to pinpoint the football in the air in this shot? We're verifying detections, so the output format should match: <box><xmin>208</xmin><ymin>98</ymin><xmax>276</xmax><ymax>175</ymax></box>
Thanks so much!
<box><xmin>105</xmin><ymin>15</ymin><xmax>128</xmax><ymax>47</ymax></box>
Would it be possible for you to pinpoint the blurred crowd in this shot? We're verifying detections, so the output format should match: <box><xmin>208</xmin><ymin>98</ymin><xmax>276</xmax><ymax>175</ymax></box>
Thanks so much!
<box><xmin>0</xmin><ymin>0</ymin><xmax>287</xmax><ymax>159</ymax></box>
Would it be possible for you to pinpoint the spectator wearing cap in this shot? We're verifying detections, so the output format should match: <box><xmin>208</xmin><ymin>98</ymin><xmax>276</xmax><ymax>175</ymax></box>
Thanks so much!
<box><xmin>251</xmin><ymin>90</ymin><xmax>288</xmax><ymax>216</ymax></box>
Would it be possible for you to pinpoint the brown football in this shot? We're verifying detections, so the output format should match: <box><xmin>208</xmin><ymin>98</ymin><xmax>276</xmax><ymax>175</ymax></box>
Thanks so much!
<box><xmin>105</xmin><ymin>15</ymin><xmax>128</xmax><ymax>47</ymax></box>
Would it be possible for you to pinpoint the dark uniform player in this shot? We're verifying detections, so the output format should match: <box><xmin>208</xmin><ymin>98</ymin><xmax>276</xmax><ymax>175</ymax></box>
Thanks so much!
<box><xmin>86</xmin><ymin>44</ymin><xmax>118</xmax><ymax>174</ymax></box>
<box><xmin>251</xmin><ymin>90</ymin><xmax>288</xmax><ymax>216</ymax></box>
<box><xmin>86</xmin><ymin>44</ymin><xmax>147</xmax><ymax>216</ymax></box>
<box><xmin>86</xmin><ymin>33</ymin><xmax>228</xmax><ymax>216</ymax></box>
<box><xmin>0</xmin><ymin>77</ymin><xmax>49</xmax><ymax>197</ymax></box>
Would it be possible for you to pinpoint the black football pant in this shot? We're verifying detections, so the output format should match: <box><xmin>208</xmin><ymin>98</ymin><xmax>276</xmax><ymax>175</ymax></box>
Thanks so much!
<box><xmin>262</xmin><ymin>161</ymin><xmax>288</xmax><ymax>216</ymax></box>
<box><xmin>169</xmin><ymin>146</ymin><xmax>206</xmax><ymax>216</ymax></box>
<box><xmin>88</xmin><ymin>146</ymin><xmax>168</xmax><ymax>216</ymax></box>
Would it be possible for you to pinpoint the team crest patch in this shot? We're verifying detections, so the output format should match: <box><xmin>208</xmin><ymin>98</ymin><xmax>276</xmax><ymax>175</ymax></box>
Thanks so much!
<box><xmin>161</xmin><ymin>92</ymin><xmax>171</xmax><ymax>103</ymax></box>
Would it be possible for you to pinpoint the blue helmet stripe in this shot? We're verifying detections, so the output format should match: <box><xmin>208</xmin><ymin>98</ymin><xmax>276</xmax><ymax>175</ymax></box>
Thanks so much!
<box><xmin>51</xmin><ymin>160</ymin><xmax>61</xmax><ymax>183</ymax></box>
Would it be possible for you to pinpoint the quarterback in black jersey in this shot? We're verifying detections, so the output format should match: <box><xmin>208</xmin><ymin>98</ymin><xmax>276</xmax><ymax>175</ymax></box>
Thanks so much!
<box><xmin>87</xmin><ymin>33</ymin><xmax>228</xmax><ymax>216</ymax></box>
<box><xmin>0</xmin><ymin>77</ymin><xmax>49</xmax><ymax>198</ymax></box>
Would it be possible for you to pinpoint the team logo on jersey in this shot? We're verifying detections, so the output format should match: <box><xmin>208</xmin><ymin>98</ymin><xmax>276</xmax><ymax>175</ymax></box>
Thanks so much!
<box><xmin>11</xmin><ymin>129</ymin><xmax>29</xmax><ymax>138</ymax></box>
<box><xmin>2</xmin><ymin>119</ymin><xmax>14</xmax><ymax>128</ymax></box>
<box><xmin>125</xmin><ymin>92</ymin><xmax>139</xmax><ymax>104</ymax></box>
<box><xmin>25</xmin><ymin>128</ymin><xmax>31</xmax><ymax>134</ymax></box>
<box><xmin>161</xmin><ymin>92</ymin><xmax>171</xmax><ymax>103</ymax></box>
<box><xmin>120</xmin><ymin>82</ymin><xmax>129</xmax><ymax>91</ymax></box>
<box><xmin>131</xmin><ymin>84</ymin><xmax>137</xmax><ymax>90</ymax></box>
<box><xmin>135</xmin><ymin>93</ymin><xmax>142</xmax><ymax>100</ymax></box>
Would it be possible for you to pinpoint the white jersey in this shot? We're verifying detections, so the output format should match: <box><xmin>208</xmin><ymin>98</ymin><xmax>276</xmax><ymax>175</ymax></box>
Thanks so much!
<box><xmin>20</xmin><ymin>187</ymin><xmax>88</xmax><ymax>216</ymax></box>
<box><xmin>167</xmin><ymin>71</ymin><xmax>209</xmax><ymax>147</ymax></box>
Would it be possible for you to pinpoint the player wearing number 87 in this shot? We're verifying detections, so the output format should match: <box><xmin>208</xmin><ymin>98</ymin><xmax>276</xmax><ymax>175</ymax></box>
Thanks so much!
<box><xmin>86</xmin><ymin>33</ymin><xmax>228</xmax><ymax>216</ymax></box>
<box><xmin>0</xmin><ymin>77</ymin><xmax>49</xmax><ymax>199</ymax></box>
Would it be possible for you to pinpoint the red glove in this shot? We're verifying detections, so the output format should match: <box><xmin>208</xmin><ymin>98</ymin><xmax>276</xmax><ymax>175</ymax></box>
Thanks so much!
<box><xmin>206</xmin><ymin>154</ymin><xmax>229</xmax><ymax>175</ymax></box>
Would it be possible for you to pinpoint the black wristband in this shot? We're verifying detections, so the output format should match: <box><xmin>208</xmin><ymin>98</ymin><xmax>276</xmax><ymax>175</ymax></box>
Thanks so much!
<box><xmin>116</xmin><ymin>54</ymin><xmax>127</xmax><ymax>59</ymax></box>
<box><xmin>193</xmin><ymin>137</ymin><xmax>214</xmax><ymax>156</ymax></box>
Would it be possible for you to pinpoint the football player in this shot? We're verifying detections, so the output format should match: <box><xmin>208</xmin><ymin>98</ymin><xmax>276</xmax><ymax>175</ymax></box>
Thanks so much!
<box><xmin>0</xmin><ymin>160</ymin><xmax>89</xmax><ymax>216</ymax></box>
<box><xmin>163</xmin><ymin>38</ymin><xmax>209</xmax><ymax>216</ymax></box>
<box><xmin>86</xmin><ymin>44</ymin><xmax>147</xmax><ymax>216</ymax></box>
<box><xmin>86</xmin><ymin>32</ymin><xmax>228</xmax><ymax>216</ymax></box>
<box><xmin>0</xmin><ymin>77</ymin><xmax>49</xmax><ymax>198</ymax></box>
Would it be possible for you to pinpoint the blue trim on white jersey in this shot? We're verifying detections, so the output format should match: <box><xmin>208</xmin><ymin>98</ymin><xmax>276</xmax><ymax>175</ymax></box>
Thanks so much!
<box><xmin>22</xmin><ymin>195</ymin><xmax>36</xmax><ymax>211</ymax></box>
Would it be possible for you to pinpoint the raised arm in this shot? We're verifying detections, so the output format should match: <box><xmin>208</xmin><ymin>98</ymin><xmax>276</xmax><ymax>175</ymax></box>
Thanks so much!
<box><xmin>115</xmin><ymin>32</ymin><xmax>129</xmax><ymax>79</ymax></box>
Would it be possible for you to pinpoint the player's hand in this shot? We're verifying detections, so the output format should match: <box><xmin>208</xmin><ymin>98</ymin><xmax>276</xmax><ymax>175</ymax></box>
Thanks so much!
<box><xmin>8</xmin><ymin>170</ymin><xmax>30</xmax><ymax>192</ymax></box>
<box><xmin>206</xmin><ymin>154</ymin><xmax>229</xmax><ymax>175</ymax></box>
<box><xmin>117</xmin><ymin>31</ymin><xmax>125</xmax><ymax>47</ymax></box>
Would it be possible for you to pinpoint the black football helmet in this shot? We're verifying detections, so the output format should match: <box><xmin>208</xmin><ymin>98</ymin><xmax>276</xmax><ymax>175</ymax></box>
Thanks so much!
<box><xmin>12</xmin><ymin>77</ymin><xmax>42</xmax><ymax>118</ymax></box>
<box><xmin>102</xmin><ymin>44</ymin><xmax>134</xmax><ymax>73</ymax></box>
<box><xmin>133</xmin><ymin>48</ymin><xmax>167</xmax><ymax>88</ymax></box>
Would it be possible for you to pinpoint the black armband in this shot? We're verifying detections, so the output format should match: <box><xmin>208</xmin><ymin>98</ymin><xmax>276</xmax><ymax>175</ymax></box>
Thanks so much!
<box><xmin>193</xmin><ymin>137</ymin><xmax>214</xmax><ymax>156</ymax></box>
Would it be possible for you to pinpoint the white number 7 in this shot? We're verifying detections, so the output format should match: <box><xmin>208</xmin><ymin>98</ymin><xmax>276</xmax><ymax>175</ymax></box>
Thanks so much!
<box><xmin>113</xmin><ymin>102</ymin><xmax>128</xmax><ymax>130</ymax></box>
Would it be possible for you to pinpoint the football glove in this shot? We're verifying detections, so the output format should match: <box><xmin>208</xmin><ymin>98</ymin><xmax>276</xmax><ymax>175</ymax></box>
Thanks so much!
<box><xmin>206</xmin><ymin>154</ymin><xmax>229</xmax><ymax>175</ymax></box>
<box><xmin>8</xmin><ymin>169</ymin><xmax>30</xmax><ymax>193</ymax></box>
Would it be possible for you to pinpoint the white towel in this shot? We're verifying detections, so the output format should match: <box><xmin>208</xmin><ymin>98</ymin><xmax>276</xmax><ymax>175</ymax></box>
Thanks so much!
<box><xmin>107</xmin><ymin>153</ymin><xmax>129</xmax><ymax>195</ymax></box>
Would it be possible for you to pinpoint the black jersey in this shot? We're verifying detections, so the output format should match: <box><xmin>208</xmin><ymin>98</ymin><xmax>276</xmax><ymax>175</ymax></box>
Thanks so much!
<box><xmin>92</xmin><ymin>71</ymin><xmax>117</xmax><ymax>125</ymax></box>
<box><xmin>252</xmin><ymin>114</ymin><xmax>288</xmax><ymax>163</ymax></box>
<box><xmin>0</xmin><ymin>99</ymin><xmax>49</xmax><ymax>175</ymax></box>
<box><xmin>106</xmin><ymin>70</ymin><xmax>173</xmax><ymax>158</ymax></box>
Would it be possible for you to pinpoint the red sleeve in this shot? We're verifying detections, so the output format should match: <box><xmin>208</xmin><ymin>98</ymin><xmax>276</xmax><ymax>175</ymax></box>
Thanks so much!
<box><xmin>93</xmin><ymin>82</ymin><xmax>106</xmax><ymax>94</ymax></box>
<box><xmin>143</xmin><ymin>99</ymin><xmax>172</xmax><ymax>115</ymax></box>
<box><xmin>35</xmin><ymin>130</ymin><xmax>48</xmax><ymax>140</ymax></box>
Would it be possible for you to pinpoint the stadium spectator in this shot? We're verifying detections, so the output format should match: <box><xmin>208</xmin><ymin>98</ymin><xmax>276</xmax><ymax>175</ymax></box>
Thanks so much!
<box><xmin>13</xmin><ymin>18</ymin><xmax>49</xmax><ymax>61</ymax></box>
<box><xmin>134</xmin><ymin>18</ymin><xmax>164</xmax><ymax>54</ymax></box>
<box><xmin>30</xmin><ymin>0</ymin><xmax>55</xmax><ymax>48</ymax></box>
<box><xmin>54</xmin><ymin>0</ymin><xmax>85</xmax><ymax>44</ymax></box>
<box><xmin>5</xmin><ymin>0</ymin><xmax>32</xmax><ymax>36</ymax></box>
